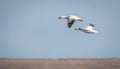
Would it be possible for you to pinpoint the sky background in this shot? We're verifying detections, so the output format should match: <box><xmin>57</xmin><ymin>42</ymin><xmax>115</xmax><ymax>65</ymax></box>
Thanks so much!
<box><xmin>0</xmin><ymin>0</ymin><xmax>120</xmax><ymax>59</ymax></box>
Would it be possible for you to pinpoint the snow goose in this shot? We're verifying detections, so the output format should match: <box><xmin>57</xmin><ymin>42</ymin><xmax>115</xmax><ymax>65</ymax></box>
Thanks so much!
<box><xmin>58</xmin><ymin>15</ymin><xmax>83</xmax><ymax>28</ymax></box>
<box><xmin>74</xmin><ymin>23</ymin><xmax>98</xmax><ymax>34</ymax></box>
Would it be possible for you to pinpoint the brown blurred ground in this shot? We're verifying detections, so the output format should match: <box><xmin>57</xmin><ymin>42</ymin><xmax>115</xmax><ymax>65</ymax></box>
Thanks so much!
<box><xmin>0</xmin><ymin>58</ymin><xmax>120</xmax><ymax>69</ymax></box>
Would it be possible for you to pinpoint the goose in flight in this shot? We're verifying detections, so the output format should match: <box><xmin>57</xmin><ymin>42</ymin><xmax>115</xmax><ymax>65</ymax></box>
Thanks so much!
<box><xmin>74</xmin><ymin>23</ymin><xmax>98</xmax><ymax>34</ymax></box>
<box><xmin>58</xmin><ymin>15</ymin><xmax>83</xmax><ymax>28</ymax></box>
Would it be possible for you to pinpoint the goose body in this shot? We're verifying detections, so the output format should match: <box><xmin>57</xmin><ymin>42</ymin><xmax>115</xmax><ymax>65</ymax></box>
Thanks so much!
<box><xmin>58</xmin><ymin>15</ymin><xmax>83</xmax><ymax>28</ymax></box>
<box><xmin>74</xmin><ymin>23</ymin><xmax>98</xmax><ymax>34</ymax></box>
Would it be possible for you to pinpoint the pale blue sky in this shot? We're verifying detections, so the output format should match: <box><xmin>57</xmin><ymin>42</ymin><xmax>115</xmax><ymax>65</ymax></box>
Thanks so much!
<box><xmin>0</xmin><ymin>0</ymin><xmax>120</xmax><ymax>58</ymax></box>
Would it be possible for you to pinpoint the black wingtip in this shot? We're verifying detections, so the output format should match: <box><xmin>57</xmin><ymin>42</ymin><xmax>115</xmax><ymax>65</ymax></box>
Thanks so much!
<box><xmin>89</xmin><ymin>23</ymin><xmax>94</xmax><ymax>27</ymax></box>
<box><xmin>68</xmin><ymin>26</ymin><xmax>71</xmax><ymax>28</ymax></box>
<box><xmin>79</xmin><ymin>28</ymin><xmax>82</xmax><ymax>30</ymax></box>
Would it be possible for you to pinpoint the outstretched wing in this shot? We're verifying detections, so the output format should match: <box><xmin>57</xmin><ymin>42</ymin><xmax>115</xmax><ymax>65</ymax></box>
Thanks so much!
<box><xmin>89</xmin><ymin>23</ymin><xmax>94</xmax><ymax>27</ymax></box>
<box><xmin>67</xmin><ymin>20</ymin><xmax>75</xmax><ymax>28</ymax></box>
<box><xmin>85</xmin><ymin>26</ymin><xmax>93</xmax><ymax>30</ymax></box>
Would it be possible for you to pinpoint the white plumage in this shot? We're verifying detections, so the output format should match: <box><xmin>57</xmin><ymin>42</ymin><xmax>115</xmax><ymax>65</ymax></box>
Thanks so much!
<box><xmin>58</xmin><ymin>15</ymin><xmax>83</xmax><ymax>28</ymax></box>
<box><xmin>74</xmin><ymin>23</ymin><xmax>98</xmax><ymax>34</ymax></box>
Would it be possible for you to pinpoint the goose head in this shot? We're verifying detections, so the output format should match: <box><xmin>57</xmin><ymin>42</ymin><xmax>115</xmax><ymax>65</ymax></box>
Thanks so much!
<box><xmin>74</xmin><ymin>27</ymin><xmax>82</xmax><ymax>30</ymax></box>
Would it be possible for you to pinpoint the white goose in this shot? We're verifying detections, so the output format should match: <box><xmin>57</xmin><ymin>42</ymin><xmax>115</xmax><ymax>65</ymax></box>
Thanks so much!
<box><xmin>74</xmin><ymin>23</ymin><xmax>98</xmax><ymax>34</ymax></box>
<box><xmin>58</xmin><ymin>15</ymin><xmax>83</xmax><ymax>28</ymax></box>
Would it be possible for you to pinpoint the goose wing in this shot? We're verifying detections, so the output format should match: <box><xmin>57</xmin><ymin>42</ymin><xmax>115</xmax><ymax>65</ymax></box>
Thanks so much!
<box><xmin>89</xmin><ymin>23</ymin><xmax>94</xmax><ymax>27</ymax></box>
<box><xmin>85</xmin><ymin>26</ymin><xmax>93</xmax><ymax>30</ymax></box>
<box><xmin>67</xmin><ymin>20</ymin><xmax>75</xmax><ymax>28</ymax></box>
